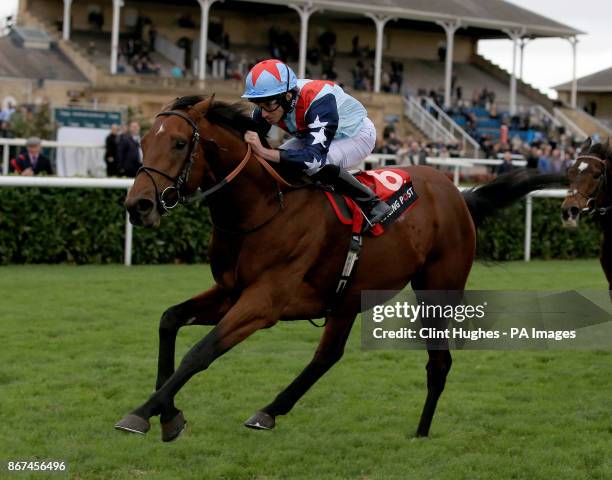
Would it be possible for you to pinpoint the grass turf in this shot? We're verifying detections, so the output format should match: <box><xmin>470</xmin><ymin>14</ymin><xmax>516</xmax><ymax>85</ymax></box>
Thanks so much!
<box><xmin>0</xmin><ymin>260</ymin><xmax>610</xmax><ymax>479</ymax></box>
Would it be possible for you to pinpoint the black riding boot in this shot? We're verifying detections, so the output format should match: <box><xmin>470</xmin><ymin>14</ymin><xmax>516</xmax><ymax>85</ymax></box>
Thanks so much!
<box><xmin>314</xmin><ymin>165</ymin><xmax>392</xmax><ymax>226</ymax></box>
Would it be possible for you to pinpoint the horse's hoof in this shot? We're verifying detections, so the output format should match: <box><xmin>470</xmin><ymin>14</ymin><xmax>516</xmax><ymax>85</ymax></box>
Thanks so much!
<box><xmin>161</xmin><ymin>411</ymin><xmax>187</xmax><ymax>442</ymax></box>
<box><xmin>114</xmin><ymin>414</ymin><xmax>151</xmax><ymax>435</ymax></box>
<box><xmin>244</xmin><ymin>411</ymin><xmax>275</xmax><ymax>430</ymax></box>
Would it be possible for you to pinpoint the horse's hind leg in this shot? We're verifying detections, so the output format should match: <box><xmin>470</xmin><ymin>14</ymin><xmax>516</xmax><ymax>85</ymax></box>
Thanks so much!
<box><xmin>244</xmin><ymin>312</ymin><xmax>356</xmax><ymax>430</ymax></box>
<box><xmin>411</xmin><ymin>254</ymin><xmax>470</xmax><ymax>437</ymax></box>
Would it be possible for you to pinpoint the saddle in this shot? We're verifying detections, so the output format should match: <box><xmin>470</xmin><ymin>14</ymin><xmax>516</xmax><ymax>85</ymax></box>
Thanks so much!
<box><xmin>324</xmin><ymin>168</ymin><xmax>418</xmax><ymax>235</ymax></box>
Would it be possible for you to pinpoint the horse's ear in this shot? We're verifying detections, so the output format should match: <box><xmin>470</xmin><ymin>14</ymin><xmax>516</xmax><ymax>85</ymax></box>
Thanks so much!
<box><xmin>194</xmin><ymin>94</ymin><xmax>215</xmax><ymax>116</ymax></box>
<box><xmin>581</xmin><ymin>137</ymin><xmax>592</xmax><ymax>152</ymax></box>
<box><xmin>160</xmin><ymin>98</ymin><xmax>177</xmax><ymax>111</ymax></box>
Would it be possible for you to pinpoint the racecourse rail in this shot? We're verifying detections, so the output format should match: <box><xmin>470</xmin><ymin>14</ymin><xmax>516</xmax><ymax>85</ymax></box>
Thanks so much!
<box><xmin>0</xmin><ymin>175</ymin><xmax>564</xmax><ymax>265</ymax></box>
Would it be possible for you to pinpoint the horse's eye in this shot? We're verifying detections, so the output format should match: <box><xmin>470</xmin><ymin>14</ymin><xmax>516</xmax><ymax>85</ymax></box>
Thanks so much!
<box><xmin>175</xmin><ymin>141</ymin><xmax>187</xmax><ymax>150</ymax></box>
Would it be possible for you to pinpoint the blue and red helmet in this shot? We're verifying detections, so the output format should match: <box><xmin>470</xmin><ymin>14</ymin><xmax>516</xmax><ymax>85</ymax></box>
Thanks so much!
<box><xmin>242</xmin><ymin>59</ymin><xmax>298</xmax><ymax>100</ymax></box>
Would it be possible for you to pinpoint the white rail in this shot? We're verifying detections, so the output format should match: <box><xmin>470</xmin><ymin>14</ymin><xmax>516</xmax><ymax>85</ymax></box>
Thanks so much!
<box><xmin>1</xmin><ymin>138</ymin><xmax>105</xmax><ymax>175</ymax></box>
<box><xmin>403</xmin><ymin>97</ymin><xmax>455</xmax><ymax>144</ymax></box>
<box><xmin>0</xmin><ymin>175</ymin><xmax>569</xmax><ymax>265</ymax></box>
<box><xmin>420</xmin><ymin>97</ymin><xmax>480</xmax><ymax>158</ymax></box>
<box><xmin>553</xmin><ymin>108</ymin><xmax>588</xmax><ymax>140</ymax></box>
<box><xmin>0</xmin><ymin>176</ymin><xmax>134</xmax><ymax>266</ymax></box>
<box><xmin>524</xmin><ymin>189</ymin><xmax>567</xmax><ymax>261</ymax></box>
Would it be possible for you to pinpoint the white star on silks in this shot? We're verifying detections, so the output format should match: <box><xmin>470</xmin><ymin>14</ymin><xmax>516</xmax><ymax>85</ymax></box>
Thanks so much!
<box><xmin>308</xmin><ymin>115</ymin><xmax>328</xmax><ymax>129</ymax></box>
<box><xmin>304</xmin><ymin>157</ymin><xmax>323</xmax><ymax>175</ymax></box>
<box><xmin>310</xmin><ymin>127</ymin><xmax>328</xmax><ymax>147</ymax></box>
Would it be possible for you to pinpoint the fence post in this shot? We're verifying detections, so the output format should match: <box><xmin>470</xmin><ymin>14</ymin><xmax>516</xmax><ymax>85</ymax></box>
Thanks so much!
<box><xmin>524</xmin><ymin>195</ymin><xmax>532</xmax><ymax>262</ymax></box>
<box><xmin>2</xmin><ymin>143</ymin><xmax>9</xmax><ymax>175</ymax></box>
<box><xmin>124</xmin><ymin>195</ymin><xmax>133</xmax><ymax>266</ymax></box>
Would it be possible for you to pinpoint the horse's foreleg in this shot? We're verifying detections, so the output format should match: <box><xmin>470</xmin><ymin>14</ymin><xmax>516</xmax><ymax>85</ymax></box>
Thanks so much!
<box><xmin>156</xmin><ymin>285</ymin><xmax>232</xmax><ymax>392</ymax></box>
<box><xmin>115</xmin><ymin>285</ymin><xmax>284</xmax><ymax>441</ymax></box>
<box><xmin>244</xmin><ymin>313</ymin><xmax>356</xmax><ymax>430</ymax></box>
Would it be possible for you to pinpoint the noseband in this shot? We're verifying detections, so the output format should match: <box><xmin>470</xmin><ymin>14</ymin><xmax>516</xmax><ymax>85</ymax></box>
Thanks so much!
<box><xmin>569</xmin><ymin>155</ymin><xmax>611</xmax><ymax>216</ymax></box>
<box><xmin>136</xmin><ymin>109</ymin><xmax>255</xmax><ymax>214</ymax></box>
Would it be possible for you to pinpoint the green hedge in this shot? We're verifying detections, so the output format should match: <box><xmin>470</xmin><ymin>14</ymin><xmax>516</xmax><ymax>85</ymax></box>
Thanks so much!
<box><xmin>0</xmin><ymin>187</ymin><xmax>601</xmax><ymax>264</ymax></box>
<box><xmin>478</xmin><ymin>199</ymin><xmax>601</xmax><ymax>260</ymax></box>
<box><xmin>0</xmin><ymin>187</ymin><xmax>212</xmax><ymax>265</ymax></box>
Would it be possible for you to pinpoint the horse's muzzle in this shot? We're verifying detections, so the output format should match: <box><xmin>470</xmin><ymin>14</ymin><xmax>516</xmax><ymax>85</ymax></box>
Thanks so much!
<box><xmin>125</xmin><ymin>197</ymin><xmax>158</xmax><ymax>227</ymax></box>
<box><xmin>561</xmin><ymin>203</ymin><xmax>581</xmax><ymax>229</ymax></box>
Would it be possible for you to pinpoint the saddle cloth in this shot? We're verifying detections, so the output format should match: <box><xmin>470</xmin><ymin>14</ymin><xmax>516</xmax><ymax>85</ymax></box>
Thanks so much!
<box><xmin>324</xmin><ymin>168</ymin><xmax>419</xmax><ymax>235</ymax></box>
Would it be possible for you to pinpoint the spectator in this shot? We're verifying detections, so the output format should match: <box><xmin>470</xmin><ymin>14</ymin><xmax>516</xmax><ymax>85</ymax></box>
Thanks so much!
<box><xmin>399</xmin><ymin>141</ymin><xmax>426</xmax><ymax>166</ymax></box>
<box><xmin>0</xmin><ymin>120</ymin><xmax>14</xmax><ymax>138</ymax></box>
<box><xmin>13</xmin><ymin>137</ymin><xmax>52</xmax><ymax>175</ymax></box>
<box><xmin>0</xmin><ymin>102</ymin><xmax>15</xmax><ymax>122</ymax></box>
<box><xmin>148</xmin><ymin>24</ymin><xmax>157</xmax><ymax>51</ymax></box>
<box><xmin>525</xmin><ymin>145</ymin><xmax>540</xmax><ymax>169</ymax></box>
<box><xmin>550</xmin><ymin>148</ymin><xmax>563</xmax><ymax>173</ymax></box>
<box><xmin>117</xmin><ymin>121</ymin><xmax>142</xmax><ymax>177</ymax></box>
<box><xmin>437</xmin><ymin>41</ymin><xmax>446</xmax><ymax>62</ymax></box>
<box><xmin>496</xmin><ymin>150</ymin><xmax>514</xmax><ymax>175</ymax></box>
<box><xmin>538</xmin><ymin>145</ymin><xmax>552</xmax><ymax>173</ymax></box>
<box><xmin>171</xmin><ymin>65</ymin><xmax>184</xmax><ymax>78</ymax></box>
<box><xmin>104</xmin><ymin>124</ymin><xmax>120</xmax><ymax>176</ymax></box>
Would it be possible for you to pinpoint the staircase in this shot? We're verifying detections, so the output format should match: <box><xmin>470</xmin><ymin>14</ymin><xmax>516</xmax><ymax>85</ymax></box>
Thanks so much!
<box><xmin>19</xmin><ymin>10</ymin><xmax>100</xmax><ymax>83</ymax></box>
<box><xmin>470</xmin><ymin>53</ymin><xmax>554</xmax><ymax>110</ymax></box>
<box><xmin>556</xmin><ymin>107</ymin><xmax>612</xmax><ymax>141</ymax></box>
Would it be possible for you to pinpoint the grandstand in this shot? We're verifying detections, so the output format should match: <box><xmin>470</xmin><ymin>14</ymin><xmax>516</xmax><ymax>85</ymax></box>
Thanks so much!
<box><xmin>554</xmin><ymin>66</ymin><xmax>612</xmax><ymax>136</ymax></box>
<box><xmin>2</xmin><ymin>0</ymin><xmax>605</xmax><ymax>159</ymax></box>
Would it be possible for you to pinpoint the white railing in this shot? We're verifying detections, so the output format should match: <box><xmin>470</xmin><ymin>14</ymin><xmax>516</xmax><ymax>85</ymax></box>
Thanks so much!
<box><xmin>365</xmin><ymin>154</ymin><xmax>526</xmax><ymax>186</ymax></box>
<box><xmin>571</xmin><ymin>108</ymin><xmax>612</xmax><ymax>138</ymax></box>
<box><xmin>403</xmin><ymin>97</ymin><xmax>455</xmax><ymax>144</ymax></box>
<box><xmin>553</xmin><ymin>108</ymin><xmax>588</xmax><ymax>140</ymax></box>
<box><xmin>0</xmin><ymin>176</ymin><xmax>134</xmax><ymax>266</ymax></box>
<box><xmin>0</xmin><ymin>175</ymin><xmax>569</xmax><ymax>265</ymax></box>
<box><xmin>420</xmin><ymin>97</ymin><xmax>480</xmax><ymax>158</ymax></box>
<box><xmin>155</xmin><ymin>33</ymin><xmax>186</xmax><ymax>69</ymax></box>
<box><xmin>1</xmin><ymin>138</ymin><xmax>105</xmax><ymax>175</ymax></box>
<box><xmin>524</xmin><ymin>190</ymin><xmax>567</xmax><ymax>261</ymax></box>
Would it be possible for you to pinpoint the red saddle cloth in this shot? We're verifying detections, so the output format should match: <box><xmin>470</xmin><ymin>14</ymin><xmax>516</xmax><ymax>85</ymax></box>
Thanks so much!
<box><xmin>324</xmin><ymin>168</ymin><xmax>418</xmax><ymax>236</ymax></box>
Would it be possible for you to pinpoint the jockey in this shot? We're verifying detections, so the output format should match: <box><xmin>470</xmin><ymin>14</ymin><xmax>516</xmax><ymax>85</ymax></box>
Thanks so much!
<box><xmin>242</xmin><ymin>59</ymin><xmax>391</xmax><ymax>226</ymax></box>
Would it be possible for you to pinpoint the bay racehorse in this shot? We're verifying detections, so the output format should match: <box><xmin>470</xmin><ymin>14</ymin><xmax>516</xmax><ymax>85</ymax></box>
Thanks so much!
<box><xmin>562</xmin><ymin>138</ymin><xmax>612</xmax><ymax>290</ymax></box>
<box><xmin>117</xmin><ymin>95</ymin><xmax>563</xmax><ymax>441</ymax></box>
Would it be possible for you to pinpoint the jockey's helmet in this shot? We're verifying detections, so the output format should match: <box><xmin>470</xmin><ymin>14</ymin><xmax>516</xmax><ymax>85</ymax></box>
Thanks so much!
<box><xmin>242</xmin><ymin>59</ymin><xmax>298</xmax><ymax>100</ymax></box>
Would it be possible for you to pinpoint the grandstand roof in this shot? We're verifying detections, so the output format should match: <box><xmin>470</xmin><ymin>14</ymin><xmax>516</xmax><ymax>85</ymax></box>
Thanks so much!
<box><xmin>0</xmin><ymin>33</ymin><xmax>88</xmax><ymax>83</ymax></box>
<box><xmin>554</xmin><ymin>66</ymin><xmax>612</xmax><ymax>93</ymax></box>
<box><xmin>239</xmin><ymin>0</ymin><xmax>582</xmax><ymax>37</ymax></box>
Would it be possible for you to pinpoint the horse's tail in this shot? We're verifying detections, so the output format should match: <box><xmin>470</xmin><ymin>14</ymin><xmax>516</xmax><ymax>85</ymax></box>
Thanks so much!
<box><xmin>462</xmin><ymin>170</ymin><xmax>566</xmax><ymax>227</ymax></box>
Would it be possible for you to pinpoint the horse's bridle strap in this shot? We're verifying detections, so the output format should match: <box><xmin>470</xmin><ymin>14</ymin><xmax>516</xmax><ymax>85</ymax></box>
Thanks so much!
<box><xmin>252</xmin><ymin>154</ymin><xmax>296</xmax><ymax>188</ymax></box>
<box><xmin>576</xmin><ymin>155</ymin><xmax>605</xmax><ymax>164</ymax></box>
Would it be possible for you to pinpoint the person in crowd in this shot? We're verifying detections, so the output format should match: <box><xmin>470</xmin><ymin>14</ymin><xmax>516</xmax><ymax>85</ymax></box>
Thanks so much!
<box><xmin>525</xmin><ymin>145</ymin><xmax>540</xmax><ymax>170</ymax></box>
<box><xmin>104</xmin><ymin>124</ymin><xmax>120</xmax><ymax>177</ymax></box>
<box><xmin>117</xmin><ymin>121</ymin><xmax>142</xmax><ymax>177</ymax></box>
<box><xmin>537</xmin><ymin>144</ymin><xmax>552</xmax><ymax>173</ymax></box>
<box><xmin>13</xmin><ymin>137</ymin><xmax>53</xmax><ymax>175</ymax></box>
<box><xmin>496</xmin><ymin>150</ymin><xmax>514</xmax><ymax>175</ymax></box>
<box><xmin>0</xmin><ymin>102</ymin><xmax>15</xmax><ymax>122</ymax></box>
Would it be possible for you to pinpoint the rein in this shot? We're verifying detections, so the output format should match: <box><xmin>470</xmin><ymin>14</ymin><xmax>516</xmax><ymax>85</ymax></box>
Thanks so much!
<box><xmin>572</xmin><ymin>155</ymin><xmax>611</xmax><ymax>216</ymax></box>
<box><xmin>135</xmin><ymin>108</ymin><xmax>297</xmax><ymax>233</ymax></box>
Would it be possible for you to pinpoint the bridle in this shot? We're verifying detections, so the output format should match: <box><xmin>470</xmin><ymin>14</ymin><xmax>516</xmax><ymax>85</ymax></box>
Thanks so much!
<box><xmin>568</xmin><ymin>154</ymin><xmax>611</xmax><ymax>216</ymax></box>
<box><xmin>135</xmin><ymin>108</ymin><xmax>297</xmax><ymax>232</ymax></box>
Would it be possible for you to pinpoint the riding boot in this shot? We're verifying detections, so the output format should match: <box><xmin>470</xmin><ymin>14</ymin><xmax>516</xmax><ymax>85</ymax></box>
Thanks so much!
<box><xmin>325</xmin><ymin>166</ymin><xmax>392</xmax><ymax>226</ymax></box>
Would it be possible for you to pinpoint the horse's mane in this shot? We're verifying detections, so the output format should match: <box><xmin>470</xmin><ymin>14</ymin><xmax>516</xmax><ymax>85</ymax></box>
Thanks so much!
<box><xmin>169</xmin><ymin>95</ymin><xmax>269</xmax><ymax>144</ymax></box>
<box><xmin>583</xmin><ymin>138</ymin><xmax>612</xmax><ymax>163</ymax></box>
